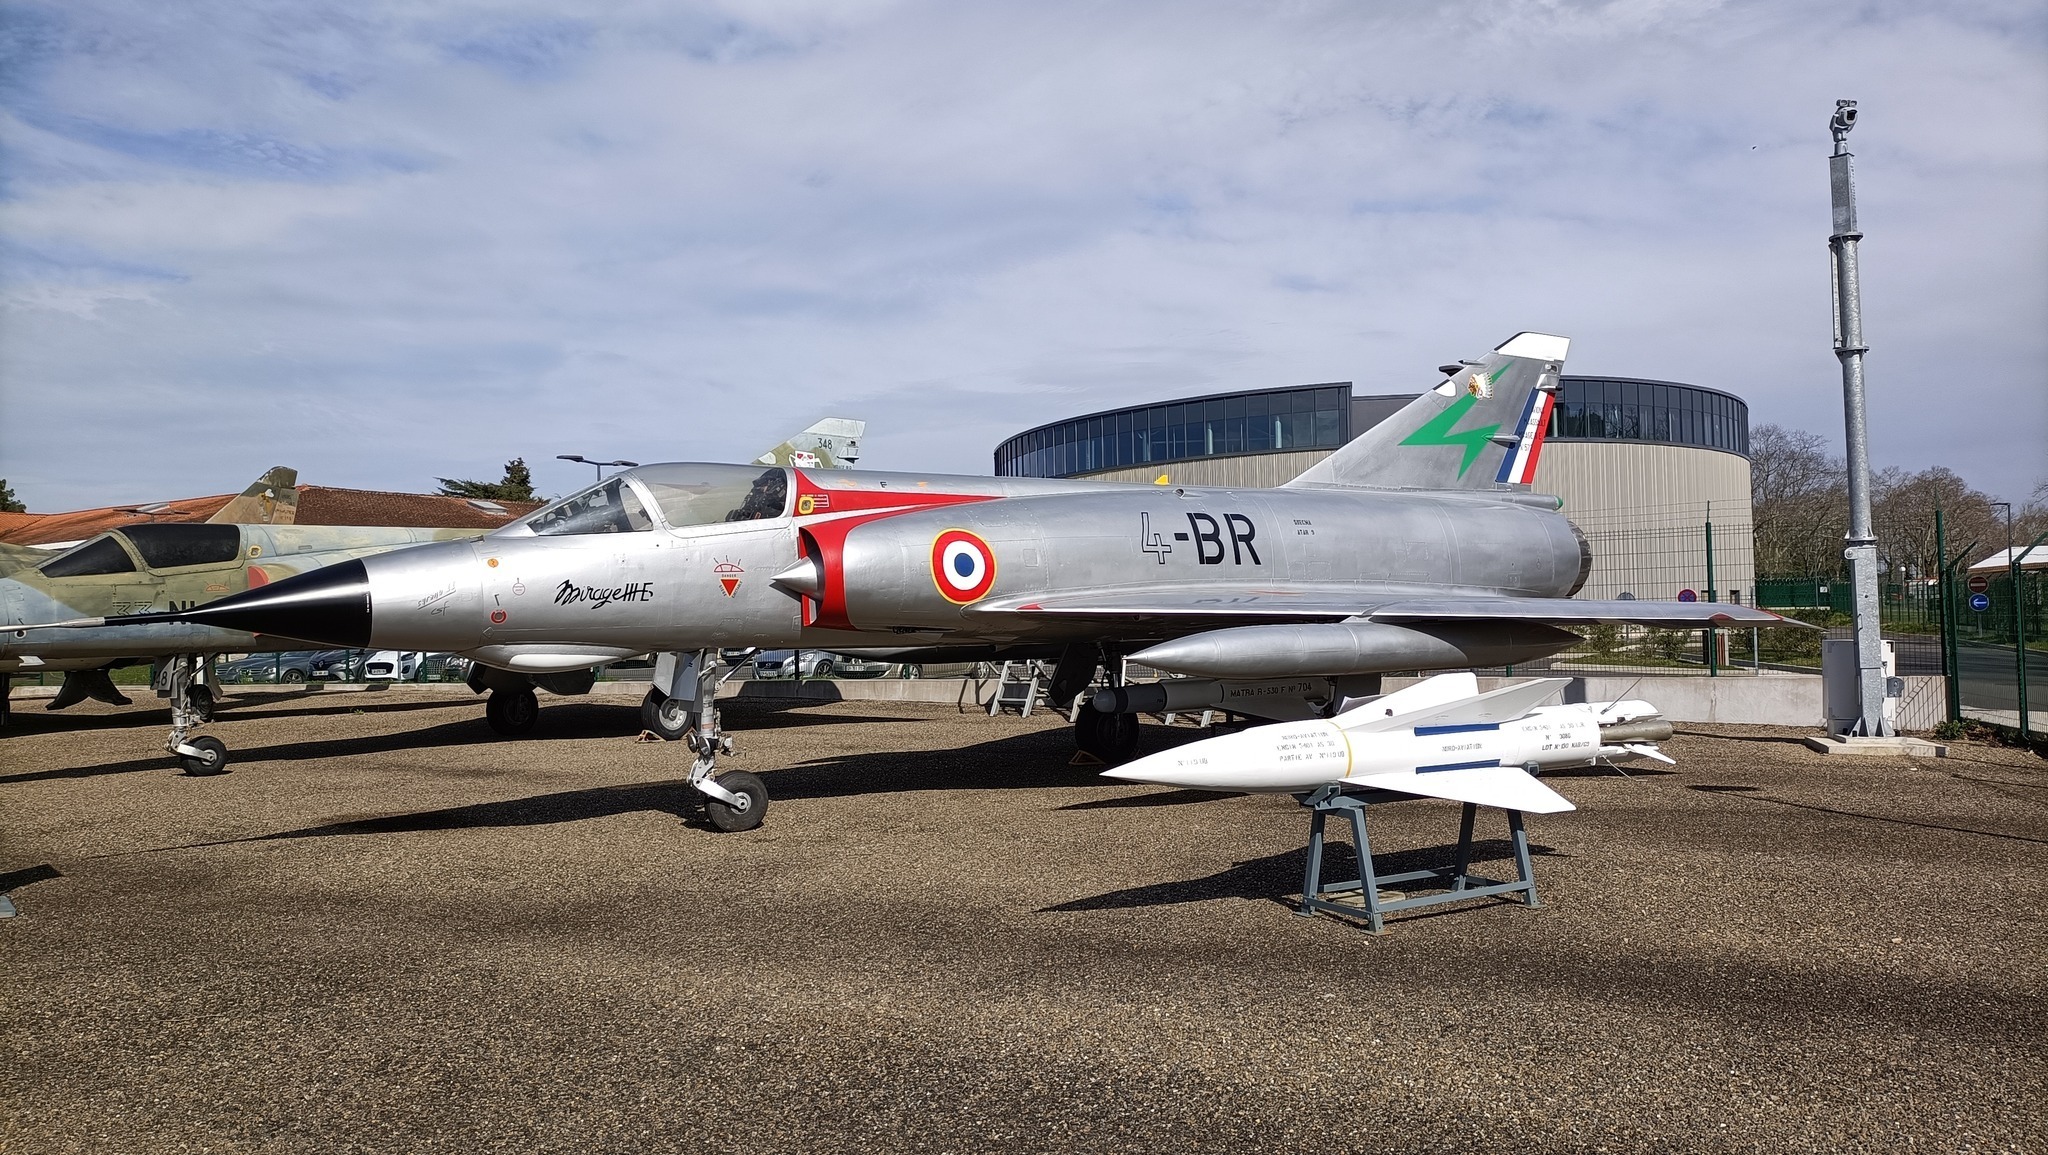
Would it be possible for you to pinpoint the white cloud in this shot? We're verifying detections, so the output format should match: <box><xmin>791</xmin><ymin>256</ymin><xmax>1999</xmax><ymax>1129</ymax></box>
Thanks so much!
<box><xmin>0</xmin><ymin>0</ymin><xmax>2042</xmax><ymax>509</ymax></box>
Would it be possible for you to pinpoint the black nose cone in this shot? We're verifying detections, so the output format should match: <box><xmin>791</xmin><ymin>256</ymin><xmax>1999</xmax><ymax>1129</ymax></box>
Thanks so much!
<box><xmin>177</xmin><ymin>558</ymin><xmax>373</xmax><ymax>647</ymax></box>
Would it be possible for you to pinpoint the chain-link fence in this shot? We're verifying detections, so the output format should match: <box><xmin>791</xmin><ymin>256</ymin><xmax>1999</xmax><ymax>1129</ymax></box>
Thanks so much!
<box><xmin>1935</xmin><ymin>528</ymin><xmax>2045</xmax><ymax>738</ymax></box>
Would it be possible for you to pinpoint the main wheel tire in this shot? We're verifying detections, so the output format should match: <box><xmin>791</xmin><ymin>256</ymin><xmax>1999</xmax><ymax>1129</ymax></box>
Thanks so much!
<box><xmin>703</xmin><ymin>770</ymin><xmax>768</xmax><ymax>833</ymax></box>
<box><xmin>900</xmin><ymin>664</ymin><xmax>922</xmax><ymax>679</ymax></box>
<box><xmin>282</xmin><ymin>668</ymin><xmax>307</xmax><ymax>684</ymax></box>
<box><xmin>1075</xmin><ymin>708</ymin><xmax>1142</xmax><ymax>764</ymax></box>
<box><xmin>640</xmin><ymin>687</ymin><xmax>695</xmax><ymax>742</ymax></box>
<box><xmin>484</xmin><ymin>687</ymin><xmax>540</xmax><ymax>736</ymax></box>
<box><xmin>812</xmin><ymin>659</ymin><xmax>833</xmax><ymax>679</ymax></box>
<box><xmin>178</xmin><ymin>735</ymin><xmax>230</xmax><ymax>776</ymax></box>
<box><xmin>186</xmin><ymin>684</ymin><xmax>216</xmax><ymax>723</ymax></box>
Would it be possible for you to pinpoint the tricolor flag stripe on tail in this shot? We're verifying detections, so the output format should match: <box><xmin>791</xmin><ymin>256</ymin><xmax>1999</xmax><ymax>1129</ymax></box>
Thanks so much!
<box><xmin>1493</xmin><ymin>388</ymin><xmax>1555</xmax><ymax>485</ymax></box>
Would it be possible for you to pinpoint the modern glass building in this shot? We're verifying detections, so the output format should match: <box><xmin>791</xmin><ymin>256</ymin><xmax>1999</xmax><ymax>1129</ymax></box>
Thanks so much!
<box><xmin>993</xmin><ymin>383</ymin><xmax>1353</xmax><ymax>480</ymax></box>
<box><xmin>994</xmin><ymin>377</ymin><xmax>1748</xmax><ymax>479</ymax></box>
<box><xmin>1549</xmin><ymin>377</ymin><xmax>1749</xmax><ymax>457</ymax></box>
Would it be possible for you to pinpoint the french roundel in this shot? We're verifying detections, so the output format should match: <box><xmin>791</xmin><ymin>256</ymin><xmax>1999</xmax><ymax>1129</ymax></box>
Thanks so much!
<box><xmin>931</xmin><ymin>530</ymin><xmax>997</xmax><ymax>604</ymax></box>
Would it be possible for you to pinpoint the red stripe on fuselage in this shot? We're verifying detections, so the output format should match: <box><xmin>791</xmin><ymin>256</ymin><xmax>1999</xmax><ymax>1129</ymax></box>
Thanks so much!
<box><xmin>791</xmin><ymin>470</ymin><xmax>997</xmax><ymax>630</ymax></box>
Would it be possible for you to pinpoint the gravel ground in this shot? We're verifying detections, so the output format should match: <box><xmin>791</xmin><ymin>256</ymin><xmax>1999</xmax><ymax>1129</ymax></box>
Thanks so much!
<box><xmin>2</xmin><ymin>686</ymin><xmax>2044</xmax><ymax>1154</ymax></box>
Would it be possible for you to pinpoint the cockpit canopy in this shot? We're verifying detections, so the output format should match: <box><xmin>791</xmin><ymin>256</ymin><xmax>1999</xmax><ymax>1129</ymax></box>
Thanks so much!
<box><xmin>513</xmin><ymin>465</ymin><xmax>789</xmax><ymax>537</ymax></box>
<box><xmin>37</xmin><ymin>525</ymin><xmax>242</xmax><ymax>578</ymax></box>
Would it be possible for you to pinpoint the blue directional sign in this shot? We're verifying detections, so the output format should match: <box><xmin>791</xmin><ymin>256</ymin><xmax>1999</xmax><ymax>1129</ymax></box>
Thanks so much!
<box><xmin>1969</xmin><ymin>592</ymin><xmax>1991</xmax><ymax>612</ymax></box>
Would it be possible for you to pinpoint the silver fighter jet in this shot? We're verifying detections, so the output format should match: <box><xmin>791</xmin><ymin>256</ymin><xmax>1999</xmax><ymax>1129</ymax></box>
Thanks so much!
<box><xmin>65</xmin><ymin>333</ymin><xmax>1800</xmax><ymax>830</ymax></box>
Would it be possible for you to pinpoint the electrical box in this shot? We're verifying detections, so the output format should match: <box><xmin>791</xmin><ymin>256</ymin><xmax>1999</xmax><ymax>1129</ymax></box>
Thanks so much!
<box><xmin>1822</xmin><ymin>638</ymin><xmax>1897</xmax><ymax>735</ymax></box>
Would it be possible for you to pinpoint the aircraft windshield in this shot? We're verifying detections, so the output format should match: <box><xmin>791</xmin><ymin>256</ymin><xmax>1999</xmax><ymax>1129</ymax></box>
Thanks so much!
<box><xmin>38</xmin><ymin>536</ymin><xmax>138</xmax><ymax>578</ymax></box>
<box><xmin>521</xmin><ymin>477</ymin><xmax>657</xmax><ymax>537</ymax></box>
<box><xmin>123</xmin><ymin>524</ymin><xmax>241</xmax><ymax>568</ymax></box>
<box><xmin>630</xmin><ymin>465</ymin><xmax>789</xmax><ymax>527</ymax></box>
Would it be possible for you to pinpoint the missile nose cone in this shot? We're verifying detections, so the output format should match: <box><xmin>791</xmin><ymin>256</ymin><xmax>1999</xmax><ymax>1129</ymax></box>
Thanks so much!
<box><xmin>160</xmin><ymin>558</ymin><xmax>373</xmax><ymax>647</ymax></box>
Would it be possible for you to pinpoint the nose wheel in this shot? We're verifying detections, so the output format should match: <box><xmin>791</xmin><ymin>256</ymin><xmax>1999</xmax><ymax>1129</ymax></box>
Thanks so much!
<box><xmin>699</xmin><ymin>770</ymin><xmax>767</xmax><ymax>832</ymax></box>
<box><xmin>676</xmin><ymin>650</ymin><xmax>769</xmax><ymax>832</ymax></box>
<box><xmin>177</xmin><ymin>735</ymin><xmax>230</xmax><ymax>776</ymax></box>
<box><xmin>161</xmin><ymin>654</ymin><xmax>230</xmax><ymax>775</ymax></box>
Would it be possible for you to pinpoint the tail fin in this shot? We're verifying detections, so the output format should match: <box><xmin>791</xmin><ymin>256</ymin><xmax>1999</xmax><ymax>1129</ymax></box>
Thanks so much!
<box><xmin>1283</xmin><ymin>332</ymin><xmax>1567</xmax><ymax>491</ymax></box>
<box><xmin>206</xmin><ymin>466</ymin><xmax>299</xmax><ymax>525</ymax></box>
<box><xmin>754</xmin><ymin>418</ymin><xmax>865</xmax><ymax>470</ymax></box>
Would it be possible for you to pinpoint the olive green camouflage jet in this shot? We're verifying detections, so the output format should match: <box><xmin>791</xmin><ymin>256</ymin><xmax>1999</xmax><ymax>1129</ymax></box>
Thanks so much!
<box><xmin>0</xmin><ymin>520</ymin><xmax>491</xmax><ymax>767</ymax></box>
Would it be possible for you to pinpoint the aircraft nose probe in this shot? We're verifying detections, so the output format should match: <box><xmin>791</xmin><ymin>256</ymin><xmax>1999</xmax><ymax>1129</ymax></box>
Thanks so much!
<box><xmin>39</xmin><ymin>559</ymin><xmax>376</xmax><ymax>648</ymax></box>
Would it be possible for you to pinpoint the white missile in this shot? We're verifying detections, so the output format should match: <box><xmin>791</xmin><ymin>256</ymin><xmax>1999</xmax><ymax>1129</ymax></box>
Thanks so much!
<box><xmin>1099</xmin><ymin>672</ymin><xmax>1673</xmax><ymax>813</ymax></box>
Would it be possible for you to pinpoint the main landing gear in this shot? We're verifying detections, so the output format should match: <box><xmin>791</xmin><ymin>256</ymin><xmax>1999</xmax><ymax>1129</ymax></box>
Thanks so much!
<box><xmin>484</xmin><ymin>685</ymin><xmax>540</xmax><ymax>736</ymax></box>
<box><xmin>640</xmin><ymin>686</ymin><xmax>694</xmax><ymax>742</ymax></box>
<box><xmin>1074</xmin><ymin>708</ymin><xmax>1142</xmax><ymax>764</ymax></box>
<box><xmin>161</xmin><ymin>653</ymin><xmax>229</xmax><ymax>775</ymax></box>
<box><xmin>1054</xmin><ymin>643</ymin><xmax>1143</xmax><ymax>765</ymax></box>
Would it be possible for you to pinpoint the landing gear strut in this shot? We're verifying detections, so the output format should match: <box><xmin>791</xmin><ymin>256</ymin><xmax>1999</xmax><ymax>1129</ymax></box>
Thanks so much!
<box><xmin>163</xmin><ymin>654</ymin><xmax>229</xmax><ymax>775</ymax></box>
<box><xmin>678</xmin><ymin>649</ymin><xmax>767</xmax><ymax>832</ymax></box>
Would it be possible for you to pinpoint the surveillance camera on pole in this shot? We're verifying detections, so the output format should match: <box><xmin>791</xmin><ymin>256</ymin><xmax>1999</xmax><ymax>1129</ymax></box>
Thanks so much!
<box><xmin>1826</xmin><ymin>99</ymin><xmax>1896</xmax><ymax>739</ymax></box>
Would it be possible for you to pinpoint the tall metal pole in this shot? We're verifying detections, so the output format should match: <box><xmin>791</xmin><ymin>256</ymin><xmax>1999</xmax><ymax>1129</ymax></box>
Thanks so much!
<box><xmin>1827</xmin><ymin>99</ymin><xmax>1892</xmax><ymax>736</ymax></box>
<box><xmin>1705</xmin><ymin>509</ymin><xmax>1718</xmax><ymax>677</ymax></box>
<box><xmin>1935</xmin><ymin>509</ymin><xmax>1960</xmax><ymax>723</ymax></box>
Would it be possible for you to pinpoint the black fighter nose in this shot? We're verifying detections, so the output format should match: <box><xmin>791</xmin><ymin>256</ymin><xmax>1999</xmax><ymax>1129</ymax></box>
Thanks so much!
<box><xmin>119</xmin><ymin>558</ymin><xmax>374</xmax><ymax>647</ymax></box>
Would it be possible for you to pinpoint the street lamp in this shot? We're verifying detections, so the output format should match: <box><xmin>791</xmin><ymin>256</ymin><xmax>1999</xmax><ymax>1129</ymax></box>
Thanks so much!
<box><xmin>557</xmin><ymin>454</ymin><xmax>640</xmax><ymax>483</ymax></box>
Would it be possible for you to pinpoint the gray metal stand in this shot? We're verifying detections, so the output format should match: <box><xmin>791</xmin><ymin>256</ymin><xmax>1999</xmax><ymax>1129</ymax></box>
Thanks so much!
<box><xmin>1296</xmin><ymin>786</ymin><xmax>1541</xmax><ymax>933</ymax></box>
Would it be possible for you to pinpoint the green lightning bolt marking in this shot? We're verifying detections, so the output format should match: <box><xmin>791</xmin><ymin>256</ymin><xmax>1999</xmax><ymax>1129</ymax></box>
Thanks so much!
<box><xmin>1399</xmin><ymin>387</ymin><xmax>1501</xmax><ymax>478</ymax></box>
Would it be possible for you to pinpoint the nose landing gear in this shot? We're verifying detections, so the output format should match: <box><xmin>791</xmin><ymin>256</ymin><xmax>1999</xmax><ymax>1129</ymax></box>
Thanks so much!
<box><xmin>161</xmin><ymin>654</ymin><xmax>230</xmax><ymax>775</ymax></box>
<box><xmin>677</xmin><ymin>649</ymin><xmax>768</xmax><ymax>832</ymax></box>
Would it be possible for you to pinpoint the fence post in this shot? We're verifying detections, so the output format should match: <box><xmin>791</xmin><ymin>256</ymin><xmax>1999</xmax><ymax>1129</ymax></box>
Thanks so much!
<box><xmin>1705</xmin><ymin>514</ymin><xmax>1717</xmax><ymax>677</ymax></box>
<box><xmin>1942</xmin><ymin>536</ymin><xmax>1978</xmax><ymax>725</ymax></box>
<box><xmin>2018</xmin><ymin>532</ymin><xmax>2046</xmax><ymax>741</ymax></box>
<box><xmin>1936</xmin><ymin>510</ymin><xmax>1957</xmax><ymax>723</ymax></box>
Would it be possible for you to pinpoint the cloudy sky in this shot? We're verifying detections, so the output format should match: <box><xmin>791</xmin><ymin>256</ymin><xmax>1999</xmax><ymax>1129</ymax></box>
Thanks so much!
<box><xmin>2</xmin><ymin>0</ymin><xmax>2042</xmax><ymax>512</ymax></box>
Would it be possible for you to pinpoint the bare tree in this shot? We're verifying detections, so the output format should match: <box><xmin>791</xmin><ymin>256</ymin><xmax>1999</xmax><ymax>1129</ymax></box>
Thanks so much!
<box><xmin>1871</xmin><ymin>465</ymin><xmax>2004</xmax><ymax>582</ymax></box>
<box><xmin>1749</xmin><ymin>424</ymin><xmax>1847</xmax><ymax>579</ymax></box>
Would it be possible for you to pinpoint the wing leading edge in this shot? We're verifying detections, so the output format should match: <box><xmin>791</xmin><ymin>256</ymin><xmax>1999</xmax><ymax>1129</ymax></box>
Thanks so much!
<box><xmin>984</xmin><ymin>588</ymin><xmax>1805</xmax><ymax>629</ymax></box>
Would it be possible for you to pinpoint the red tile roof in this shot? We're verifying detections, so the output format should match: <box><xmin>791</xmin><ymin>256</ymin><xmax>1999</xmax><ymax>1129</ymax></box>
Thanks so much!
<box><xmin>0</xmin><ymin>495</ymin><xmax>235</xmax><ymax>546</ymax></box>
<box><xmin>0</xmin><ymin>487</ymin><xmax>544</xmax><ymax>546</ymax></box>
<box><xmin>293</xmin><ymin>487</ymin><xmax>544</xmax><ymax>529</ymax></box>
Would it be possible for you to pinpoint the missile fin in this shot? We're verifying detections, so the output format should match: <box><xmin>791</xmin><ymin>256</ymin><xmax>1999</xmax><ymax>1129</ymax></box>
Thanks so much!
<box><xmin>1342</xmin><ymin>676</ymin><xmax>1568</xmax><ymax>733</ymax></box>
<box><xmin>1335</xmin><ymin>671</ymin><xmax>1477</xmax><ymax>730</ymax></box>
<box><xmin>1343</xmin><ymin>765</ymin><xmax>1575</xmax><ymax>814</ymax></box>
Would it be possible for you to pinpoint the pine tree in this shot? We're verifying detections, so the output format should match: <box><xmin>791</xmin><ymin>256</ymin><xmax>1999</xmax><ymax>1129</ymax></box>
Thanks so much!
<box><xmin>436</xmin><ymin>458</ymin><xmax>538</xmax><ymax>502</ymax></box>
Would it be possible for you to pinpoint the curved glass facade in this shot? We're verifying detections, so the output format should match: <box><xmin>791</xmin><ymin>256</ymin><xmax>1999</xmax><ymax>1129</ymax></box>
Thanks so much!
<box><xmin>1550</xmin><ymin>377</ymin><xmax>1748</xmax><ymax>457</ymax></box>
<box><xmin>995</xmin><ymin>376</ymin><xmax>1747</xmax><ymax>479</ymax></box>
<box><xmin>993</xmin><ymin>383</ymin><xmax>1350</xmax><ymax>478</ymax></box>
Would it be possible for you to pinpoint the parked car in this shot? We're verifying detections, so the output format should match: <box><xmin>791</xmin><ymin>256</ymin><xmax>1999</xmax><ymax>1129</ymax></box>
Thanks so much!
<box><xmin>830</xmin><ymin>654</ymin><xmax>897</xmax><ymax>679</ymax></box>
<box><xmin>362</xmin><ymin>651</ymin><xmax>422</xmax><ymax>681</ymax></box>
<box><xmin>751</xmin><ymin>649</ymin><xmax>836</xmax><ymax>679</ymax></box>
<box><xmin>416</xmin><ymin>653</ymin><xmax>473</xmax><ymax>682</ymax></box>
<box><xmin>217</xmin><ymin>651</ymin><xmax>320</xmax><ymax>684</ymax></box>
<box><xmin>308</xmin><ymin>650</ymin><xmax>363</xmax><ymax>681</ymax></box>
